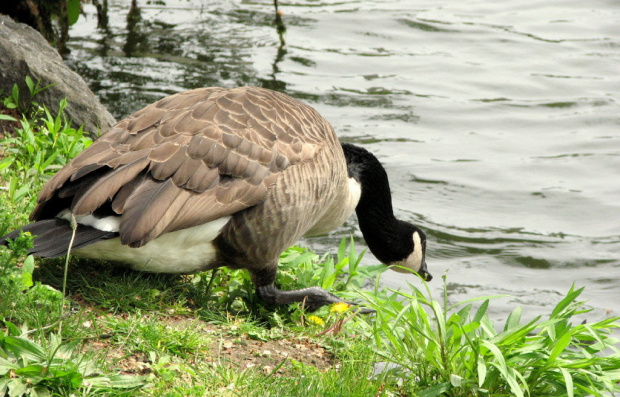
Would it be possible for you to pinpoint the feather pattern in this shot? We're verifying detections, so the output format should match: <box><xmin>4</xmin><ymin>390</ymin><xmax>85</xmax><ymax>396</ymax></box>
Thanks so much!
<box><xmin>71</xmin><ymin>157</ymin><xmax>150</xmax><ymax>214</ymax></box>
<box><xmin>32</xmin><ymin>87</ymin><xmax>335</xmax><ymax>247</ymax></box>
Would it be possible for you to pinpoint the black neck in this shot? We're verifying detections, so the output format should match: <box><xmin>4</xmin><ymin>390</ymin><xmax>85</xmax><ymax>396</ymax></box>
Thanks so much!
<box><xmin>342</xmin><ymin>143</ymin><xmax>408</xmax><ymax>263</ymax></box>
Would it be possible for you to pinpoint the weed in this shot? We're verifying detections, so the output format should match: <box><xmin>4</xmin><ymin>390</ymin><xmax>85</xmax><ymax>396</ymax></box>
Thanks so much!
<box><xmin>2</xmin><ymin>98</ymin><xmax>91</xmax><ymax>183</ymax></box>
<box><xmin>0</xmin><ymin>322</ymin><xmax>143</xmax><ymax>396</ymax></box>
<box><xmin>2</xmin><ymin>83</ymin><xmax>20</xmax><ymax>111</ymax></box>
<box><xmin>360</xmin><ymin>274</ymin><xmax>620</xmax><ymax>396</ymax></box>
<box><xmin>24</xmin><ymin>77</ymin><xmax>56</xmax><ymax>103</ymax></box>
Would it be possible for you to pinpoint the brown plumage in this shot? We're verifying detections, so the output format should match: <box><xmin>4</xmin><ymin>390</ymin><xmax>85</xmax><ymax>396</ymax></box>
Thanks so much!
<box><xmin>33</xmin><ymin>87</ymin><xmax>329</xmax><ymax>247</ymax></box>
<box><xmin>1</xmin><ymin>86</ymin><xmax>431</xmax><ymax>311</ymax></box>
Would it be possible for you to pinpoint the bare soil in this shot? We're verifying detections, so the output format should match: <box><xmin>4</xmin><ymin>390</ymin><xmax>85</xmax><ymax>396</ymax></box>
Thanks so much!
<box><xmin>84</xmin><ymin>314</ymin><xmax>334</xmax><ymax>378</ymax></box>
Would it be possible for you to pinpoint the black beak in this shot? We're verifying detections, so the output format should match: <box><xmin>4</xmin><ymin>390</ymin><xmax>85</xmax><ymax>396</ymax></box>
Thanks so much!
<box><xmin>418</xmin><ymin>261</ymin><xmax>432</xmax><ymax>281</ymax></box>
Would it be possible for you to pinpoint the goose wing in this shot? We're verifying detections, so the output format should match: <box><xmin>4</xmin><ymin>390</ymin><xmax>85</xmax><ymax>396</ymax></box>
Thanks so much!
<box><xmin>32</xmin><ymin>87</ymin><xmax>333</xmax><ymax>247</ymax></box>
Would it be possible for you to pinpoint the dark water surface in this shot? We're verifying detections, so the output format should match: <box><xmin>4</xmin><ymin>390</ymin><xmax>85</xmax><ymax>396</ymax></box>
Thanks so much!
<box><xmin>67</xmin><ymin>0</ymin><xmax>620</xmax><ymax>325</ymax></box>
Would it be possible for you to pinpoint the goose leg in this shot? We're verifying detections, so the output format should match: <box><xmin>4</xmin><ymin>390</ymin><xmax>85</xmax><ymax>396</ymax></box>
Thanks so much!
<box><xmin>256</xmin><ymin>283</ymin><xmax>345</xmax><ymax>312</ymax></box>
<box><xmin>251</xmin><ymin>266</ymin><xmax>344</xmax><ymax>311</ymax></box>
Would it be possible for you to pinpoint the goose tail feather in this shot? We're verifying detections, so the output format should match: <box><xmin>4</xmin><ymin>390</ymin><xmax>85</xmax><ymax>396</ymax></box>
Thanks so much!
<box><xmin>1</xmin><ymin>219</ymin><xmax>118</xmax><ymax>258</ymax></box>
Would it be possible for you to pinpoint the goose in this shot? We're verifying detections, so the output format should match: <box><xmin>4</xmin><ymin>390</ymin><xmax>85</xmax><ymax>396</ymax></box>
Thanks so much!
<box><xmin>0</xmin><ymin>86</ymin><xmax>431</xmax><ymax>311</ymax></box>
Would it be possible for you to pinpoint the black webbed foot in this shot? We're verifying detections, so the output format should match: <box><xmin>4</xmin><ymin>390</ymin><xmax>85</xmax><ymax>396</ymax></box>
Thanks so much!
<box><xmin>256</xmin><ymin>283</ymin><xmax>373</xmax><ymax>313</ymax></box>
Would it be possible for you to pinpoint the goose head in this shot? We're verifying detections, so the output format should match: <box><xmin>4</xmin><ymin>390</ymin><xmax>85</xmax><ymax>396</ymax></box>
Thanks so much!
<box><xmin>386</xmin><ymin>228</ymin><xmax>431</xmax><ymax>280</ymax></box>
<box><xmin>362</xmin><ymin>219</ymin><xmax>431</xmax><ymax>280</ymax></box>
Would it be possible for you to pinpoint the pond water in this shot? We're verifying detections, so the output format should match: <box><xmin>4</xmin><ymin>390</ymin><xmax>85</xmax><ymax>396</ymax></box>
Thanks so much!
<box><xmin>66</xmin><ymin>0</ymin><xmax>620</xmax><ymax>325</ymax></box>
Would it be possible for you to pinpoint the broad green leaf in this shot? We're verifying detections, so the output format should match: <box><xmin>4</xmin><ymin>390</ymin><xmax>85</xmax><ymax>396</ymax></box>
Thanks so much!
<box><xmin>279</xmin><ymin>250</ymin><xmax>316</xmax><ymax>266</ymax></box>
<box><xmin>7</xmin><ymin>378</ymin><xmax>28</xmax><ymax>397</ymax></box>
<box><xmin>11</xmin><ymin>84</ymin><xmax>19</xmax><ymax>103</ymax></box>
<box><xmin>337</xmin><ymin>238</ymin><xmax>347</xmax><ymax>264</ymax></box>
<box><xmin>41</xmin><ymin>150</ymin><xmax>59</xmax><ymax>172</ymax></box>
<box><xmin>67</xmin><ymin>0</ymin><xmax>81</xmax><ymax>25</ymax></box>
<box><xmin>455</xmin><ymin>303</ymin><xmax>472</xmax><ymax>324</ymax></box>
<box><xmin>347</xmin><ymin>236</ymin><xmax>362</xmax><ymax>271</ymax></box>
<box><xmin>477</xmin><ymin>355</ymin><xmax>487</xmax><ymax>387</ymax></box>
<box><xmin>20</xmin><ymin>255</ymin><xmax>35</xmax><ymax>289</ymax></box>
<box><xmin>450</xmin><ymin>373</ymin><xmax>463</xmax><ymax>387</ymax></box>
<box><xmin>0</xmin><ymin>379</ymin><xmax>9</xmax><ymax>395</ymax></box>
<box><xmin>32</xmin><ymin>385</ymin><xmax>52</xmax><ymax>397</ymax></box>
<box><xmin>472</xmin><ymin>300</ymin><xmax>490</xmax><ymax>323</ymax></box>
<box><xmin>560</xmin><ymin>367</ymin><xmax>574</xmax><ymax>397</ymax></box>
<box><xmin>3</xmin><ymin>320</ymin><xmax>21</xmax><ymax>337</ymax></box>
<box><xmin>0</xmin><ymin>357</ymin><xmax>19</xmax><ymax>374</ymax></box>
<box><xmin>551</xmin><ymin>284</ymin><xmax>583</xmax><ymax>318</ymax></box>
<box><xmin>481</xmin><ymin>340</ymin><xmax>508</xmax><ymax>374</ymax></box>
<box><xmin>479</xmin><ymin>319</ymin><xmax>497</xmax><ymax>338</ymax></box>
<box><xmin>14</xmin><ymin>364</ymin><xmax>46</xmax><ymax>377</ymax></box>
<box><xmin>487</xmin><ymin>362</ymin><xmax>524</xmax><ymax>397</ymax></box>
<box><xmin>25</xmin><ymin>76</ymin><xmax>34</xmax><ymax>93</ymax></box>
<box><xmin>86</xmin><ymin>374</ymin><xmax>145</xmax><ymax>389</ymax></box>
<box><xmin>4</xmin><ymin>336</ymin><xmax>46</xmax><ymax>361</ymax></box>
<box><xmin>504</xmin><ymin>305</ymin><xmax>522</xmax><ymax>331</ymax></box>
<box><xmin>416</xmin><ymin>382</ymin><xmax>451</xmax><ymax>397</ymax></box>
<box><xmin>549</xmin><ymin>331</ymin><xmax>572</xmax><ymax>363</ymax></box>
<box><xmin>320</xmin><ymin>258</ymin><xmax>336</xmax><ymax>289</ymax></box>
<box><xmin>0</xmin><ymin>157</ymin><xmax>14</xmax><ymax>171</ymax></box>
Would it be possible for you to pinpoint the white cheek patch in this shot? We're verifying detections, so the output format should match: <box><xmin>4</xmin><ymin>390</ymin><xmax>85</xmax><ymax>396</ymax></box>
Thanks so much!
<box><xmin>408</xmin><ymin>231</ymin><xmax>423</xmax><ymax>272</ymax></box>
<box><xmin>389</xmin><ymin>231</ymin><xmax>424</xmax><ymax>273</ymax></box>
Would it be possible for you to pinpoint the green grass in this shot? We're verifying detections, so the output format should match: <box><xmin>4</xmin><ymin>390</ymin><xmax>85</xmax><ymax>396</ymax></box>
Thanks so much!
<box><xmin>1</xmin><ymin>81</ymin><xmax>619</xmax><ymax>396</ymax></box>
<box><xmin>359</xmin><ymin>277</ymin><xmax>620</xmax><ymax>396</ymax></box>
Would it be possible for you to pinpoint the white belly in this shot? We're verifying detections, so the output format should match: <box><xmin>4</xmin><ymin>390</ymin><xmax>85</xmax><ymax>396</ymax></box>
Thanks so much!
<box><xmin>73</xmin><ymin>217</ymin><xmax>231</xmax><ymax>273</ymax></box>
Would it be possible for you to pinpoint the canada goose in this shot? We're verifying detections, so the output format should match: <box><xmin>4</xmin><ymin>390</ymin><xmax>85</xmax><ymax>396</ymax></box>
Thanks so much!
<box><xmin>1</xmin><ymin>87</ymin><xmax>431</xmax><ymax>310</ymax></box>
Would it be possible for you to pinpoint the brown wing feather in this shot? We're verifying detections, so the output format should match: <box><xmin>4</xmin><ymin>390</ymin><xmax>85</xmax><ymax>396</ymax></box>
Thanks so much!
<box><xmin>71</xmin><ymin>157</ymin><xmax>150</xmax><ymax>214</ymax></box>
<box><xmin>32</xmin><ymin>87</ymin><xmax>335</xmax><ymax>246</ymax></box>
<box><xmin>119</xmin><ymin>178</ymin><xmax>188</xmax><ymax>246</ymax></box>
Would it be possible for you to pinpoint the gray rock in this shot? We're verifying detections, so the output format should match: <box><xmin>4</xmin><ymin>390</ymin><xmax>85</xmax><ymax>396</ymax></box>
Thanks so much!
<box><xmin>0</xmin><ymin>14</ymin><xmax>115</xmax><ymax>136</ymax></box>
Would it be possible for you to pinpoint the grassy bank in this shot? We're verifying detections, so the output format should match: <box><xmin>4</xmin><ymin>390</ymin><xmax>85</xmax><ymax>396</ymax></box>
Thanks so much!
<box><xmin>1</xmin><ymin>84</ymin><xmax>619</xmax><ymax>396</ymax></box>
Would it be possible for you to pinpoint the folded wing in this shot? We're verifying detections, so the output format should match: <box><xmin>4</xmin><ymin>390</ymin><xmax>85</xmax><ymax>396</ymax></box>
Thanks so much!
<box><xmin>32</xmin><ymin>87</ymin><xmax>332</xmax><ymax>247</ymax></box>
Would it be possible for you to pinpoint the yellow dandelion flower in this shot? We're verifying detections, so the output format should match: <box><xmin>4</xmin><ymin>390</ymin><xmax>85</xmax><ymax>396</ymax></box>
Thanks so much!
<box><xmin>330</xmin><ymin>302</ymin><xmax>351</xmax><ymax>313</ymax></box>
<box><xmin>307</xmin><ymin>315</ymin><xmax>325</xmax><ymax>326</ymax></box>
